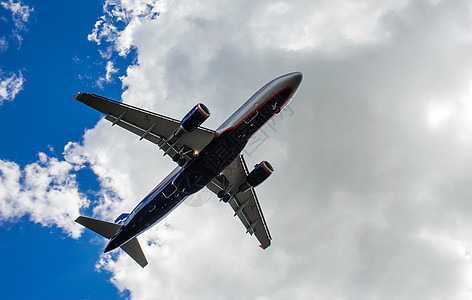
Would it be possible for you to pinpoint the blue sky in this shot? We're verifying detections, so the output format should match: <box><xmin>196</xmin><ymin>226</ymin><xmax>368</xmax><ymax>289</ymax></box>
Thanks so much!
<box><xmin>0</xmin><ymin>0</ymin><xmax>128</xmax><ymax>162</ymax></box>
<box><xmin>0</xmin><ymin>1</ymin><xmax>128</xmax><ymax>298</ymax></box>
<box><xmin>2</xmin><ymin>0</ymin><xmax>472</xmax><ymax>299</ymax></box>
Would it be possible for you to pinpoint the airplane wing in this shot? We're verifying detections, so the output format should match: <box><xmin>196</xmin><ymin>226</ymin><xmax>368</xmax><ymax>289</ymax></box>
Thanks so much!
<box><xmin>73</xmin><ymin>93</ymin><xmax>216</xmax><ymax>162</ymax></box>
<box><xmin>206</xmin><ymin>154</ymin><xmax>272</xmax><ymax>249</ymax></box>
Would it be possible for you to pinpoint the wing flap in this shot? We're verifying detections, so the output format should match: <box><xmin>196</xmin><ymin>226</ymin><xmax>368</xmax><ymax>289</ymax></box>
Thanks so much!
<box><xmin>229</xmin><ymin>187</ymin><xmax>272</xmax><ymax>249</ymax></box>
<box><xmin>104</xmin><ymin>115</ymin><xmax>162</xmax><ymax>145</ymax></box>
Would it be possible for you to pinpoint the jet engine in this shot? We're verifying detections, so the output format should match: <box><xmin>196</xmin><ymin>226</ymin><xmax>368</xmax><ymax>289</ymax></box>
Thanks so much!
<box><xmin>161</xmin><ymin>103</ymin><xmax>210</xmax><ymax>167</ymax></box>
<box><xmin>246</xmin><ymin>161</ymin><xmax>274</xmax><ymax>188</ymax></box>
<box><xmin>219</xmin><ymin>161</ymin><xmax>274</xmax><ymax>203</ymax></box>
<box><xmin>180</xmin><ymin>103</ymin><xmax>210</xmax><ymax>132</ymax></box>
<box><xmin>233</xmin><ymin>161</ymin><xmax>274</xmax><ymax>197</ymax></box>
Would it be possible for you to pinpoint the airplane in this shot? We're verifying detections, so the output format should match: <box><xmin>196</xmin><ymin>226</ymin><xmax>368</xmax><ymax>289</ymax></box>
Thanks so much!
<box><xmin>74</xmin><ymin>72</ymin><xmax>303</xmax><ymax>267</ymax></box>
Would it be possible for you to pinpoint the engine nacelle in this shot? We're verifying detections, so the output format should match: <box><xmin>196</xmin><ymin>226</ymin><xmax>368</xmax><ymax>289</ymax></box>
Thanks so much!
<box><xmin>246</xmin><ymin>161</ymin><xmax>274</xmax><ymax>188</ymax></box>
<box><xmin>180</xmin><ymin>103</ymin><xmax>210</xmax><ymax>132</ymax></box>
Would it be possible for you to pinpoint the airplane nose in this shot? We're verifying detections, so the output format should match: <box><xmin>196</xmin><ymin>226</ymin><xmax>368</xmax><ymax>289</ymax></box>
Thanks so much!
<box><xmin>290</xmin><ymin>72</ymin><xmax>303</xmax><ymax>88</ymax></box>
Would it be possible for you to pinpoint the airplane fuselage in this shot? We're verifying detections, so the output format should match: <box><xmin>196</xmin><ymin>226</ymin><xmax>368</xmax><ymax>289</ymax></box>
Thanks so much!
<box><xmin>105</xmin><ymin>72</ymin><xmax>302</xmax><ymax>252</ymax></box>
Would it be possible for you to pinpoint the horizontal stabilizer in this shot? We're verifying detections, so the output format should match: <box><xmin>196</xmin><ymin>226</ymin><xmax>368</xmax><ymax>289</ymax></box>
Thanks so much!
<box><xmin>121</xmin><ymin>237</ymin><xmax>148</xmax><ymax>268</ymax></box>
<box><xmin>75</xmin><ymin>216</ymin><xmax>121</xmax><ymax>239</ymax></box>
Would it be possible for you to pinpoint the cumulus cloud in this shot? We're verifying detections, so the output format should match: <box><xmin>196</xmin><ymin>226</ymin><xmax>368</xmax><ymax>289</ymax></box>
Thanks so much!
<box><xmin>51</xmin><ymin>0</ymin><xmax>472</xmax><ymax>299</ymax></box>
<box><xmin>88</xmin><ymin>0</ymin><xmax>162</xmax><ymax>57</ymax></box>
<box><xmin>249</xmin><ymin>0</ymin><xmax>410</xmax><ymax>51</ymax></box>
<box><xmin>0</xmin><ymin>144</ymin><xmax>90</xmax><ymax>238</ymax></box>
<box><xmin>0</xmin><ymin>70</ymin><xmax>24</xmax><ymax>104</ymax></box>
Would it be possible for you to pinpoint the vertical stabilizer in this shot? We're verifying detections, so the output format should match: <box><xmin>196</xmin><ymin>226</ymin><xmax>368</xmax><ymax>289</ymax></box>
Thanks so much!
<box><xmin>114</xmin><ymin>213</ymin><xmax>130</xmax><ymax>225</ymax></box>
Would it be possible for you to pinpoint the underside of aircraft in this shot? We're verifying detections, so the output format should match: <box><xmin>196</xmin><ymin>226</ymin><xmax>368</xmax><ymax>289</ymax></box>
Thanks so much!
<box><xmin>75</xmin><ymin>72</ymin><xmax>303</xmax><ymax>267</ymax></box>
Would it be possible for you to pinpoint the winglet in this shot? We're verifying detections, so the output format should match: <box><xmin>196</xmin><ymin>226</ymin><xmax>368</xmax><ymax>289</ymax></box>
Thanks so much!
<box><xmin>259</xmin><ymin>245</ymin><xmax>265</xmax><ymax>250</ymax></box>
<box><xmin>72</xmin><ymin>92</ymin><xmax>81</xmax><ymax>100</ymax></box>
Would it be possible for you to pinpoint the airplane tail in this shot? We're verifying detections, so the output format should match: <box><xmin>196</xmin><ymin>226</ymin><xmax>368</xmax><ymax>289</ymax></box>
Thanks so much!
<box><xmin>75</xmin><ymin>216</ymin><xmax>148</xmax><ymax>268</ymax></box>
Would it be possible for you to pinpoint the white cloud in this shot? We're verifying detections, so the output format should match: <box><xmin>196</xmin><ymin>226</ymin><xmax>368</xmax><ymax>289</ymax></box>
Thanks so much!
<box><xmin>4</xmin><ymin>0</ymin><xmax>469</xmax><ymax>298</ymax></box>
<box><xmin>105</xmin><ymin>61</ymin><xmax>118</xmax><ymax>81</ymax></box>
<box><xmin>0</xmin><ymin>0</ymin><xmax>33</xmax><ymax>30</ymax></box>
<box><xmin>88</xmin><ymin>0</ymin><xmax>162</xmax><ymax>57</ymax></box>
<box><xmin>0</xmin><ymin>37</ymin><xmax>8</xmax><ymax>53</ymax></box>
<box><xmin>0</xmin><ymin>70</ymin><xmax>24</xmax><ymax>104</ymax></box>
<box><xmin>1</xmin><ymin>0</ymin><xmax>34</xmax><ymax>44</ymax></box>
<box><xmin>109</xmin><ymin>0</ymin><xmax>472</xmax><ymax>298</ymax></box>
<box><xmin>88</xmin><ymin>0</ymin><xmax>412</xmax><ymax>62</ymax></box>
<box><xmin>88</xmin><ymin>16</ymin><xmax>118</xmax><ymax>46</ymax></box>
<box><xmin>249</xmin><ymin>0</ymin><xmax>410</xmax><ymax>51</ymax></box>
<box><xmin>427</xmin><ymin>101</ymin><xmax>452</xmax><ymax>128</ymax></box>
<box><xmin>67</xmin><ymin>0</ymin><xmax>472</xmax><ymax>298</ymax></box>
<box><xmin>96</xmin><ymin>61</ymin><xmax>119</xmax><ymax>88</ymax></box>
<box><xmin>0</xmin><ymin>145</ymin><xmax>90</xmax><ymax>238</ymax></box>
<box><xmin>0</xmin><ymin>1</ymin><xmax>33</xmax><ymax>104</ymax></box>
